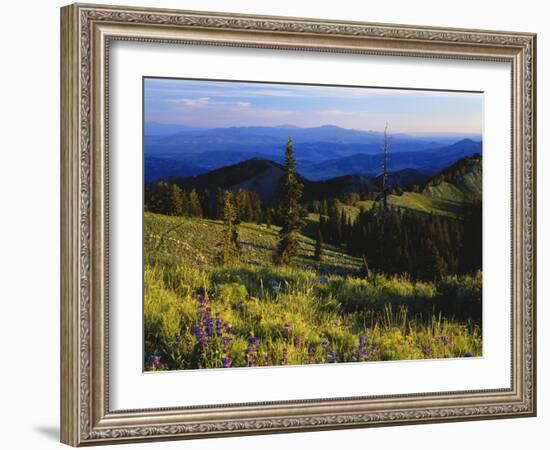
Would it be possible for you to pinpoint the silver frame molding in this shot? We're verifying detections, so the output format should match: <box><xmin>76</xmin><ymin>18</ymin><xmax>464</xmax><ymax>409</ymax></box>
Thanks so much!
<box><xmin>60</xmin><ymin>3</ymin><xmax>536</xmax><ymax>446</ymax></box>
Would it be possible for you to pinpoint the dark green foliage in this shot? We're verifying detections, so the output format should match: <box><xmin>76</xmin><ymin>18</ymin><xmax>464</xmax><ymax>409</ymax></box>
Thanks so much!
<box><xmin>143</xmin><ymin>150</ymin><xmax>482</xmax><ymax>283</ymax></box>
<box><xmin>424</xmin><ymin>153</ymin><xmax>481</xmax><ymax>189</ymax></box>
<box><xmin>188</xmin><ymin>189</ymin><xmax>203</xmax><ymax>217</ymax></box>
<box><xmin>274</xmin><ymin>137</ymin><xmax>305</xmax><ymax>265</ymax></box>
<box><xmin>266</xmin><ymin>208</ymin><xmax>272</xmax><ymax>228</ymax></box>
<box><xmin>145</xmin><ymin>181</ymin><xmax>267</xmax><ymax>224</ymax></box>
<box><xmin>314</xmin><ymin>227</ymin><xmax>324</xmax><ymax>261</ymax></box>
<box><xmin>145</xmin><ymin>181</ymin><xmax>171</xmax><ymax>215</ymax></box>
<box><xmin>169</xmin><ymin>184</ymin><xmax>184</xmax><ymax>216</ymax></box>
<box><xmin>215</xmin><ymin>187</ymin><xmax>225</xmax><ymax>220</ymax></box>
<box><xmin>217</xmin><ymin>191</ymin><xmax>240</xmax><ymax>265</ymax></box>
<box><xmin>459</xmin><ymin>201</ymin><xmax>482</xmax><ymax>273</ymax></box>
<box><xmin>342</xmin><ymin>204</ymin><xmax>481</xmax><ymax>281</ymax></box>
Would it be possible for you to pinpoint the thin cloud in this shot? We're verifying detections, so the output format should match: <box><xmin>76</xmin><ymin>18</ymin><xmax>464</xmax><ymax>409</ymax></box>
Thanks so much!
<box><xmin>163</xmin><ymin>97</ymin><xmax>251</xmax><ymax>108</ymax></box>
<box><xmin>320</xmin><ymin>109</ymin><xmax>355</xmax><ymax>116</ymax></box>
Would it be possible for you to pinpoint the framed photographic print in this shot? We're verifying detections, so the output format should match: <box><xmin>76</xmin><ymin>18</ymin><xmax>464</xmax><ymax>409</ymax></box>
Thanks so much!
<box><xmin>60</xmin><ymin>3</ymin><xmax>537</xmax><ymax>446</ymax></box>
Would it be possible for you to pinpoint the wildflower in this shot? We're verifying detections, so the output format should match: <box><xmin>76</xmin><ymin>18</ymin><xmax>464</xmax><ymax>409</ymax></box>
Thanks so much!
<box><xmin>146</xmin><ymin>355</ymin><xmax>162</xmax><ymax>369</ymax></box>
<box><xmin>204</xmin><ymin>316</ymin><xmax>215</xmax><ymax>336</ymax></box>
<box><xmin>222</xmin><ymin>357</ymin><xmax>233</xmax><ymax>368</ymax></box>
<box><xmin>248</xmin><ymin>336</ymin><xmax>260</xmax><ymax>346</ymax></box>
<box><xmin>321</xmin><ymin>338</ymin><xmax>330</xmax><ymax>350</ymax></box>
<box><xmin>423</xmin><ymin>345</ymin><xmax>433</xmax><ymax>358</ymax></box>
<box><xmin>245</xmin><ymin>336</ymin><xmax>260</xmax><ymax>367</ymax></box>
<box><xmin>215</xmin><ymin>317</ymin><xmax>225</xmax><ymax>337</ymax></box>
<box><xmin>357</xmin><ymin>335</ymin><xmax>368</xmax><ymax>361</ymax></box>
<box><xmin>280</xmin><ymin>349</ymin><xmax>289</xmax><ymax>365</ymax></box>
<box><xmin>439</xmin><ymin>335</ymin><xmax>453</xmax><ymax>346</ymax></box>
<box><xmin>193</xmin><ymin>325</ymin><xmax>208</xmax><ymax>350</ymax></box>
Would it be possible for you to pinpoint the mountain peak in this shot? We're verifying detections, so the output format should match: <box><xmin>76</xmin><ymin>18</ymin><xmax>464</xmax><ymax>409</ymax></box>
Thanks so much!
<box><xmin>452</xmin><ymin>138</ymin><xmax>478</xmax><ymax>146</ymax></box>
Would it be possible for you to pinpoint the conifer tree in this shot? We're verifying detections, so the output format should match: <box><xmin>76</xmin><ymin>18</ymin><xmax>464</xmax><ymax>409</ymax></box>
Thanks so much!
<box><xmin>381</xmin><ymin>122</ymin><xmax>390</xmax><ymax>211</ymax></box>
<box><xmin>314</xmin><ymin>228</ymin><xmax>324</xmax><ymax>261</ymax></box>
<box><xmin>266</xmin><ymin>208</ymin><xmax>272</xmax><ymax>229</ymax></box>
<box><xmin>274</xmin><ymin>137</ymin><xmax>304</xmax><ymax>265</ymax></box>
<box><xmin>234</xmin><ymin>189</ymin><xmax>251</xmax><ymax>222</ymax></box>
<box><xmin>169</xmin><ymin>184</ymin><xmax>184</xmax><ymax>216</ymax></box>
<box><xmin>250</xmin><ymin>192</ymin><xmax>263</xmax><ymax>224</ymax></box>
<box><xmin>181</xmin><ymin>189</ymin><xmax>190</xmax><ymax>216</ymax></box>
<box><xmin>218</xmin><ymin>191</ymin><xmax>239</xmax><ymax>265</ymax></box>
<box><xmin>215</xmin><ymin>187</ymin><xmax>225</xmax><ymax>220</ymax></box>
<box><xmin>151</xmin><ymin>181</ymin><xmax>170</xmax><ymax>215</ymax></box>
<box><xmin>201</xmin><ymin>188</ymin><xmax>210</xmax><ymax>217</ymax></box>
<box><xmin>188</xmin><ymin>189</ymin><xmax>203</xmax><ymax>217</ymax></box>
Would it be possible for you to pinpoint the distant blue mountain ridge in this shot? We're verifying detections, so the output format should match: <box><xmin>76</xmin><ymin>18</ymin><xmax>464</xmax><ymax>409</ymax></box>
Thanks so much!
<box><xmin>144</xmin><ymin>124</ymin><xmax>482</xmax><ymax>182</ymax></box>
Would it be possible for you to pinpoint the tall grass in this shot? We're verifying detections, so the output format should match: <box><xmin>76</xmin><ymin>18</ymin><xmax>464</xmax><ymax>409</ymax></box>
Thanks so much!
<box><xmin>144</xmin><ymin>259</ymin><xmax>482</xmax><ymax>371</ymax></box>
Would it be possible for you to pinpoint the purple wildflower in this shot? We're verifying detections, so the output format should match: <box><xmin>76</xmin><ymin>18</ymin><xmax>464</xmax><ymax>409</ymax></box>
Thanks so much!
<box><xmin>280</xmin><ymin>349</ymin><xmax>289</xmax><ymax>365</ymax></box>
<box><xmin>423</xmin><ymin>345</ymin><xmax>434</xmax><ymax>358</ymax></box>
<box><xmin>327</xmin><ymin>348</ymin><xmax>338</xmax><ymax>363</ymax></box>
<box><xmin>245</xmin><ymin>336</ymin><xmax>260</xmax><ymax>367</ymax></box>
<box><xmin>193</xmin><ymin>325</ymin><xmax>208</xmax><ymax>350</ymax></box>
<box><xmin>439</xmin><ymin>335</ymin><xmax>453</xmax><ymax>346</ymax></box>
<box><xmin>204</xmin><ymin>316</ymin><xmax>215</xmax><ymax>336</ymax></box>
<box><xmin>215</xmin><ymin>317</ymin><xmax>225</xmax><ymax>337</ymax></box>
<box><xmin>222</xmin><ymin>357</ymin><xmax>233</xmax><ymax>368</ymax></box>
<box><xmin>357</xmin><ymin>335</ymin><xmax>368</xmax><ymax>361</ymax></box>
<box><xmin>146</xmin><ymin>355</ymin><xmax>162</xmax><ymax>369</ymax></box>
<box><xmin>248</xmin><ymin>336</ymin><xmax>260</xmax><ymax>346</ymax></box>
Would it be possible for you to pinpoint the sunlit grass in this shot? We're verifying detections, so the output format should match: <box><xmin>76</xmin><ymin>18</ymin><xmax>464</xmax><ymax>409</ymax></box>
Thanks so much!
<box><xmin>144</xmin><ymin>213</ymin><xmax>482</xmax><ymax>371</ymax></box>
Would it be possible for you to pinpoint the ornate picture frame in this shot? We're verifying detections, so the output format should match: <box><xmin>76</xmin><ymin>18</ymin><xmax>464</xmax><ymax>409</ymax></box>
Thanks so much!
<box><xmin>60</xmin><ymin>3</ymin><xmax>536</xmax><ymax>446</ymax></box>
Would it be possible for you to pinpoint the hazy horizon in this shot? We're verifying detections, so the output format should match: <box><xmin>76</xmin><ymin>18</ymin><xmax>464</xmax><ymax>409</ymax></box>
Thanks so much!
<box><xmin>144</xmin><ymin>121</ymin><xmax>482</xmax><ymax>140</ymax></box>
<box><xmin>144</xmin><ymin>78</ymin><xmax>483</xmax><ymax>135</ymax></box>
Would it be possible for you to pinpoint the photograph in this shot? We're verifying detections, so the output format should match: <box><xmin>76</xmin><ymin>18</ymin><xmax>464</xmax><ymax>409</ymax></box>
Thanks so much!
<box><xmin>143</xmin><ymin>78</ymin><xmax>484</xmax><ymax>371</ymax></box>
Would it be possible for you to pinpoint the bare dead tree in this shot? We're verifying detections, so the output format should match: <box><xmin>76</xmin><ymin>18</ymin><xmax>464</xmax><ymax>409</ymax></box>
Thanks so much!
<box><xmin>382</xmin><ymin>122</ymin><xmax>389</xmax><ymax>211</ymax></box>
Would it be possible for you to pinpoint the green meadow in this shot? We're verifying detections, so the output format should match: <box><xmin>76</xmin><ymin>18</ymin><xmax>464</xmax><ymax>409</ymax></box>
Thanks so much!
<box><xmin>144</xmin><ymin>212</ymin><xmax>482</xmax><ymax>371</ymax></box>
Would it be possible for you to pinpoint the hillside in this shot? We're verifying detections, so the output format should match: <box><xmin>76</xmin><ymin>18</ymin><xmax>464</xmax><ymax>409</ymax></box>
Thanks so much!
<box><xmin>299</xmin><ymin>139</ymin><xmax>482</xmax><ymax>180</ymax></box>
<box><xmin>143</xmin><ymin>213</ymin><xmax>482</xmax><ymax>371</ymax></box>
<box><xmin>387</xmin><ymin>155</ymin><xmax>482</xmax><ymax>217</ymax></box>
<box><xmin>145</xmin><ymin>157</ymin><xmax>208</xmax><ymax>182</ymax></box>
<box><xmin>169</xmin><ymin>158</ymin><xmax>428</xmax><ymax>206</ymax></box>
<box><xmin>144</xmin><ymin>123</ymin><xmax>482</xmax><ymax>179</ymax></box>
<box><xmin>145</xmin><ymin>212</ymin><xmax>363</xmax><ymax>275</ymax></box>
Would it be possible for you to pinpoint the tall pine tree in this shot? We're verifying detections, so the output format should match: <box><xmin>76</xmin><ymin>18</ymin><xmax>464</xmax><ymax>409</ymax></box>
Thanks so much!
<box><xmin>169</xmin><ymin>184</ymin><xmax>184</xmax><ymax>216</ymax></box>
<box><xmin>274</xmin><ymin>137</ymin><xmax>304</xmax><ymax>265</ymax></box>
<box><xmin>188</xmin><ymin>189</ymin><xmax>203</xmax><ymax>217</ymax></box>
<box><xmin>217</xmin><ymin>191</ymin><xmax>240</xmax><ymax>265</ymax></box>
<box><xmin>314</xmin><ymin>228</ymin><xmax>324</xmax><ymax>261</ymax></box>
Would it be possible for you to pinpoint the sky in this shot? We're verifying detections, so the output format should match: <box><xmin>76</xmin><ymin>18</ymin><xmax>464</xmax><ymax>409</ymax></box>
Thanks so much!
<box><xmin>144</xmin><ymin>78</ymin><xmax>483</xmax><ymax>135</ymax></box>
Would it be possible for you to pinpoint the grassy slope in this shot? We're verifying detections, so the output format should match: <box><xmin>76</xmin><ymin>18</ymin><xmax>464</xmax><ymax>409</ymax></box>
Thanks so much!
<box><xmin>384</xmin><ymin>161</ymin><xmax>481</xmax><ymax>217</ymax></box>
<box><xmin>144</xmin><ymin>212</ymin><xmax>482</xmax><ymax>370</ymax></box>
<box><xmin>145</xmin><ymin>212</ymin><xmax>363</xmax><ymax>275</ymax></box>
